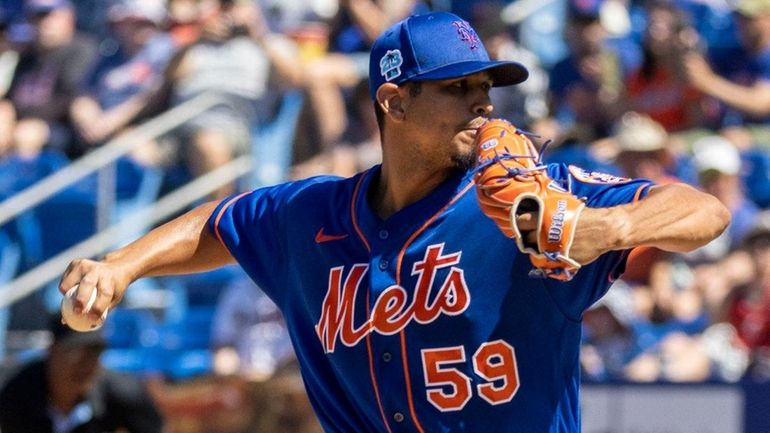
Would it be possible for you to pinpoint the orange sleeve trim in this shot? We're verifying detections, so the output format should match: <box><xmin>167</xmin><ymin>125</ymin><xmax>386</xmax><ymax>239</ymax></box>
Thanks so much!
<box><xmin>350</xmin><ymin>172</ymin><xmax>372</xmax><ymax>252</ymax></box>
<box><xmin>633</xmin><ymin>183</ymin><xmax>653</xmax><ymax>202</ymax></box>
<box><xmin>213</xmin><ymin>192</ymin><xmax>252</xmax><ymax>249</ymax></box>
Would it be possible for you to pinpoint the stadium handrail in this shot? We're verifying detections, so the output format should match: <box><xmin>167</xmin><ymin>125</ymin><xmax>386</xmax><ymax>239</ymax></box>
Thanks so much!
<box><xmin>0</xmin><ymin>155</ymin><xmax>252</xmax><ymax>308</ymax></box>
<box><xmin>0</xmin><ymin>91</ymin><xmax>246</xmax><ymax>308</ymax></box>
<box><xmin>0</xmin><ymin>91</ymin><xmax>232</xmax><ymax>228</ymax></box>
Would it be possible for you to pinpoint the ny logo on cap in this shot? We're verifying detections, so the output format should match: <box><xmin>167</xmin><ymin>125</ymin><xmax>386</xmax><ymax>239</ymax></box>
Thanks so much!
<box><xmin>380</xmin><ymin>49</ymin><xmax>404</xmax><ymax>81</ymax></box>
<box><xmin>452</xmin><ymin>20</ymin><xmax>479</xmax><ymax>50</ymax></box>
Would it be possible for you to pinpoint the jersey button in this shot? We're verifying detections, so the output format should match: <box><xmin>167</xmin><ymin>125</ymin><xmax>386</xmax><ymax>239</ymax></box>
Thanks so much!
<box><xmin>382</xmin><ymin>352</ymin><xmax>392</xmax><ymax>362</ymax></box>
<box><xmin>378</xmin><ymin>259</ymin><xmax>388</xmax><ymax>270</ymax></box>
<box><xmin>378</xmin><ymin>229</ymin><xmax>389</xmax><ymax>240</ymax></box>
<box><xmin>393</xmin><ymin>412</ymin><xmax>405</xmax><ymax>423</ymax></box>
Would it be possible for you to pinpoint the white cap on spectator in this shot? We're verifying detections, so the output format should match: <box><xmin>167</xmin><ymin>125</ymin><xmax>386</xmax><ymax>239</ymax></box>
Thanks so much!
<box><xmin>736</xmin><ymin>0</ymin><xmax>770</xmax><ymax>17</ymax></box>
<box><xmin>691</xmin><ymin>135</ymin><xmax>741</xmax><ymax>175</ymax></box>
<box><xmin>108</xmin><ymin>0</ymin><xmax>166</xmax><ymax>25</ymax></box>
<box><xmin>616</xmin><ymin>112</ymin><xmax>668</xmax><ymax>152</ymax></box>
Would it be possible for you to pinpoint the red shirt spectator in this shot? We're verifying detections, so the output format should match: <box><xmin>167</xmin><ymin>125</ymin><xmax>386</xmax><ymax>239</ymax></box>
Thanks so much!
<box><xmin>729</xmin><ymin>288</ymin><xmax>770</xmax><ymax>350</ymax></box>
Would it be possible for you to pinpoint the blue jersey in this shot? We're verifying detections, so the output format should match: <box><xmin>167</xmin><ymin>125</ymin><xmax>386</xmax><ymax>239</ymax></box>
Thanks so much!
<box><xmin>209</xmin><ymin>163</ymin><xmax>654</xmax><ymax>433</ymax></box>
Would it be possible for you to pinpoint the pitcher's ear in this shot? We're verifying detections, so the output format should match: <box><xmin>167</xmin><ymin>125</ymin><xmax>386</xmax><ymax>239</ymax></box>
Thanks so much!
<box><xmin>376</xmin><ymin>83</ymin><xmax>405</xmax><ymax>122</ymax></box>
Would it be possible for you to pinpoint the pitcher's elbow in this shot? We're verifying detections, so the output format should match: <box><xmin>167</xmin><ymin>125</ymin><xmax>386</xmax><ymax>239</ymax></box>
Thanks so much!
<box><xmin>709</xmin><ymin>198</ymin><xmax>731</xmax><ymax>240</ymax></box>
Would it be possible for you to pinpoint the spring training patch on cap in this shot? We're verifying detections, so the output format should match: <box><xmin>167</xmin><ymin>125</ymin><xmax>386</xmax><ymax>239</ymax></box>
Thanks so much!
<box><xmin>380</xmin><ymin>50</ymin><xmax>404</xmax><ymax>82</ymax></box>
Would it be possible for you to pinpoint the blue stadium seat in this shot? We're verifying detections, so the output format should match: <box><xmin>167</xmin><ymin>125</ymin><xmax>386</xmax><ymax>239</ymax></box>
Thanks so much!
<box><xmin>100</xmin><ymin>348</ymin><xmax>150</xmax><ymax>374</ymax></box>
<box><xmin>4</xmin><ymin>212</ymin><xmax>42</xmax><ymax>273</ymax></box>
<box><xmin>0</xmin><ymin>150</ymin><xmax>69</xmax><ymax>196</ymax></box>
<box><xmin>112</xmin><ymin>157</ymin><xmax>164</xmax><ymax>225</ymax></box>
<box><xmin>166</xmin><ymin>349</ymin><xmax>212</xmax><ymax>380</ymax></box>
<box><xmin>110</xmin><ymin>158</ymin><xmax>165</xmax><ymax>266</ymax></box>
<box><xmin>742</xmin><ymin>149</ymin><xmax>770</xmax><ymax>209</ymax></box>
<box><xmin>139</xmin><ymin>310</ymin><xmax>216</xmax><ymax>379</ymax></box>
<box><xmin>0</xmin><ymin>155</ymin><xmax>97</xmax><ymax>327</ymax></box>
<box><xmin>160</xmin><ymin>266</ymin><xmax>242</xmax><ymax>322</ymax></box>
<box><xmin>34</xmin><ymin>186</ymin><xmax>98</xmax><ymax>260</ymax></box>
<box><xmin>0</xmin><ymin>228</ymin><xmax>21</xmax><ymax>359</ymax></box>
<box><xmin>0</xmin><ymin>228</ymin><xmax>21</xmax><ymax>284</ymax></box>
<box><xmin>102</xmin><ymin>307</ymin><xmax>157</xmax><ymax>349</ymax></box>
<box><xmin>0</xmin><ymin>151</ymin><xmax>71</xmax><ymax>271</ymax></box>
<box><xmin>175</xmin><ymin>306</ymin><xmax>217</xmax><ymax>350</ymax></box>
<box><xmin>33</xmin><ymin>183</ymin><xmax>99</xmax><ymax>314</ymax></box>
<box><xmin>160</xmin><ymin>307</ymin><xmax>215</xmax><ymax>350</ymax></box>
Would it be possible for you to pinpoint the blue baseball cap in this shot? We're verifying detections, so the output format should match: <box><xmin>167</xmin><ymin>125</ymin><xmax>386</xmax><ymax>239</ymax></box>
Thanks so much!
<box><xmin>368</xmin><ymin>12</ymin><xmax>529</xmax><ymax>100</ymax></box>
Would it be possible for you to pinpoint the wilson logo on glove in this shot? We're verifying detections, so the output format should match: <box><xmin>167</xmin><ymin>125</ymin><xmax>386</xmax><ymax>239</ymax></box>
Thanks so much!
<box><xmin>473</xmin><ymin>119</ymin><xmax>585</xmax><ymax>281</ymax></box>
<box><xmin>548</xmin><ymin>200</ymin><xmax>567</xmax><ymax>243</ymax></box>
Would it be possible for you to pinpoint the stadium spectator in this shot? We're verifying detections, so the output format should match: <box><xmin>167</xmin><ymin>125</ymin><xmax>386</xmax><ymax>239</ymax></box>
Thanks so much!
<box><xmin>151</xmin><ymin>0</ymin><xmax>302</xmax><ymax>197</ymax></box>
<box><xmin>0</xmin><ymin>104</ymin><xmax>12</xmax><ymax>156</ymax></box>
<box><xmin>211</xmin><ymin>277</ymin><xmax>294</xmax><ymax>382</ymax></box>
<box><xmin>0</xmin><ymin>8</ymin><xmax>20</xmax><ymax>156</ymax></box>
<box><xmin>300</xmin><ymin>0</ymin><xmax>421</xmax><ymax>150</ymax></box>
<box><xmin>0</xmin><ymin>117</ymin><xmax>68</xmax><ymax>200</ymax></box>
<box><xmin>581</xmin><ymin>281</ymin><xmax>637</xmax><ymax>381</ymax></box>
<box><xmin>624</xmin><ymin>0</ymin><xmax>707</xmax><ymax>132</ymax></box>
<box><xmin>610</xmin><ymin>113</ymin><xmax>692</xmax><ymax>339</ymax></box>
<box><xmin>687</xmin><ymin>135</ymin><xmax>760</xmax><ymax>262</ymax></box>
<box><xmin>613</xmin><ymin>112</ymin><xmax>681</xmax><ymax>183</ymax></box>
<box><xmin>548</xmin><ymin>0</ymin><xmax>626</xmax><ymax>140</ymax></box>
<box><xmin>472</xmin><ymin>1</ymin><xmax>549</xmax><ymax>129</ymax></box>
<box><xmin>618</xmin><ymin>266</ymin><xmax>714</xmax><ymax>383</ymax></box>
<box><xmin>69</xmin><ymin>0</ymin><xmax>175</xmax><ymax>158</ymax></box>
<box><xmin>538</xmin><ymin>121</ymin><xmax>623</xmax><ymax>176</ymax></box>
<box><xmin>0</xmin><ymin>316</ymin><xmax>164</xmax><ymax>433</ymax></box>
<box><xmin>166</xmin><ymin>0</ymin><xmax>203</xmax><ymax>46</ymax></box>
<box><xmin>684</xmin><ymin>0</ymin><xmax>770</xmax><ymax>127</ymax></box>
<box><xmin>0</xmin><ymin>0</ymin><xmax>98</xmax><ymax>157</ymax></box>
<box><xmin>721</xmin><ymin>212</ymin><xmax>770</xmax><ymax>380</ymax></box>
<box><xmin>0</xmin><ymin>8</ymin><xmax>18</xmax><ymax>95</ymax></box>
<box><xmin>290</xmin><ymin>77</ymin><xmax>381</xmax><ymax>179</ymax></box>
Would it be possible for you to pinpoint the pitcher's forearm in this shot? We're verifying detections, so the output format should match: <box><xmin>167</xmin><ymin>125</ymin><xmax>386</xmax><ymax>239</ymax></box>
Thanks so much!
<box><xmin>610</xmin><ymin>183</ymin><xmax>730</xmax><ymax>252</ymax></box>
<box><xmin>103</xmin><ymin>202</ymin><xmax>234</xmax><ymax>281</ymax></box>
<box><xmin>568</xmin><ymin>183</ymin><xmax>729</xmax><ymax>266</ymax></box>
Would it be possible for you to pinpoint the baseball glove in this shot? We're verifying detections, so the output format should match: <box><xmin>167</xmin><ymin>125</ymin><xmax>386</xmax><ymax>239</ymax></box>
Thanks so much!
<box><xmin>473</xmin><ymin>119</ymin><xmax>586</xmax><ymax>281</ymax></box>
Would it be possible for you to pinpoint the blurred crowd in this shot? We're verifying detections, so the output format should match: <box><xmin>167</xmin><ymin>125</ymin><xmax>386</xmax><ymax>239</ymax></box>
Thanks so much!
<box><xmin>0</xmin><ymin>0</ymin><xmax>769</xmax><ymax>403</ymax></box>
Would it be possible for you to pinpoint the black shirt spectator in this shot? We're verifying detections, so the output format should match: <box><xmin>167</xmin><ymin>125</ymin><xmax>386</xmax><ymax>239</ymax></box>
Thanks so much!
<box><xmin>0</xmin><ymin>317</ymin><xmax>164</xmax><ymax>433</ymax></box>
<box><xmin>3</xmin><ymin>0</ymin><xmax>98</xmax><ymax>155</ymax></box>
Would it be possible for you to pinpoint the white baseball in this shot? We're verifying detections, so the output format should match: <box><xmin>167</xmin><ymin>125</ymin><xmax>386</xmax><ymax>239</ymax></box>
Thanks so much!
<box><xmin>60</xmin><ymin>285</ymin><xmax>107</xmax><ymax>332</ymax></box>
